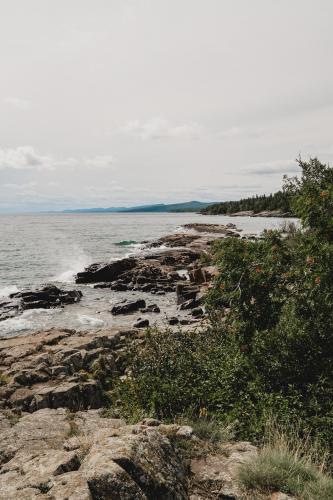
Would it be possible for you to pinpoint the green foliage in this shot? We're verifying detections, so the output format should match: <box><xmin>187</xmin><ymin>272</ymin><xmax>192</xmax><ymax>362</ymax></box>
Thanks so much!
<box><xmin>284</xmin><ymin>157</ymin><xmax>333</xmax><ymax>241</ymax></box>
<box><xmin>110</xmin><ymin>157</ymin><xmax>333</xmax><ymax>464</ymax></box>
<box><xmin>201</xmin><ymin>190</ymin><xmax>292</xmax><ymax>215</ymax></box>
<box><xmin>111</xmin><ymin>327</ymin><xmax>250</xmax><ymax>422</ymax></box>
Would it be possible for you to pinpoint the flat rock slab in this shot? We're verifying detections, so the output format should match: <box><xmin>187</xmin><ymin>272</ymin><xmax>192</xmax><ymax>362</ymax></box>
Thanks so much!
<box><xmin>0</xmin><ymin>408</ymin><xmax>188</xmax><ymax>500</ymax></box>
<box><xmin>0</xmin><ymin>328</ymin><xmax>128</xmax><ymax>412</ymax></box>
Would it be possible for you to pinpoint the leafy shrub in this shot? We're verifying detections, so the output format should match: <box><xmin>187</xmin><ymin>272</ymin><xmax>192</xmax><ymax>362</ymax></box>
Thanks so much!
<box><xmin>111</xmin><ymin>327</ymin><xmax>250</xmax><ymax>422</ymax></box>
<box><xmin>109</xmin><ymin>157</ymin><xmax>333</xmax><ymax>460</ymax></box>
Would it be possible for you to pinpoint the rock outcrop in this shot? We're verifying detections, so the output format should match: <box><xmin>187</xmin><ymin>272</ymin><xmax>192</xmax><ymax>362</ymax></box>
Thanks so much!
<box><xmin>0</xmin><ymin>328</ymin><xmax>133</xmax><ymax>413</ymax></box>
<box><xmin>0</xmin><ymin>408</ymin><xmax>188</xmax><ymax>499</ymax></box>
<box><xmin>76</xmin><ymin>258</ymin><xmax>138</xmax><ymax>284</ymax></box>
<box><xmin>0</xmin><ymin>285</ymin><xmax>82</xmax><ymax>322</ymax></box>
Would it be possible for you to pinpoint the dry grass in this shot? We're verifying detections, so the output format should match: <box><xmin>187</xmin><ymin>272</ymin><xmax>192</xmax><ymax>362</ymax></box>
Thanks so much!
<box><xmin>238</xmin><ymin>418</ymin><xmax>333</xmax><ymax>499</ymax></box>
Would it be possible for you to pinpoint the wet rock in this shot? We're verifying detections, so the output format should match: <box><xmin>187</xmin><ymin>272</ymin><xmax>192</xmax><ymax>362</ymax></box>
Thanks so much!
<box><xmin>140</xmin><ymin>304</ymin><xmax>160</xmax><ymax>314</ymax></box>
<box><xmin>183</xmin><ymin>223</ymin><xmax>241</xmax><ymax>234</ymax></box>
<box><xmin>148</xmin><ymin>233</ymin><xmax>201</xmax><ymax>248</ymax></box>
<box><xmin>11</xmin><ymin>285</ymin><xmax>82</xmax><ymax>310</ymax></box>
<box><xmin>76</xmin><ymin>258</ymin><xmax>137</xmax><ymax>284</ymax></box>
<box><xmin>176</xmin><ymin>284</ymin><xmax>200</xmax><ymax>304</ymax></box>
<box><xmin>189</xmin><ymin>267</ymin><xmax>206</xmax><ymax>284</ymax></box>
<box><xmin>1</xmin><ymin>286</ymin><xmax>82</xmax><ymax>322</ymax></box>
<box><xmin>179</xmin><ymin>298</ymin><xmax>201</xmax><ymax>310</ymax></box>
<box><xmin>191</xmin><ymin>307</ymin><xmax>204</xmax><ymax>318</ymax></box>
<box><xmin>111</xmin><ymin>299</ymin><xmax>146</xmax><ymax>315</ymax></box>
<box><xmin>133</xmin><ymin>318</ymin><xmax>149</xmax><ymax>329</ymax></box>
<box><xmin>168</xmin><ymin>317</ymin><xmax>179</xmax><ymax>325</ymax></box>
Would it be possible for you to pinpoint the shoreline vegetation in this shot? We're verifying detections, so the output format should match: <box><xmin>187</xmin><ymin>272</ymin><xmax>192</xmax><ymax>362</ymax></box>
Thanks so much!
<box><xmin>201</xmin><ymin>190</ymin><xmax>293</xmax><ymax>217</ymax></box>
<box><xmin>1</xmin><ymin>157</ymin><xmax>333</xmax><ymax>498</ymax></box>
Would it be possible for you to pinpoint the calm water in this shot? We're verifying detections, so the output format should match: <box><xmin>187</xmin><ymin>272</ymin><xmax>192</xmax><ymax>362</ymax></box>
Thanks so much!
<box><xmin>0</xmin><ymin>212</ymin><xmax>295</xmax><ymax>337</ymax></box>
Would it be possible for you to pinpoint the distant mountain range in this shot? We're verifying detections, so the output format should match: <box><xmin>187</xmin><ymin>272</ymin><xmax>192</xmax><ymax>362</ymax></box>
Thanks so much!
<box><xmin>63</xmin><ymin>201</ymin><xmax>215</xmax><ymax>214</ymax></box>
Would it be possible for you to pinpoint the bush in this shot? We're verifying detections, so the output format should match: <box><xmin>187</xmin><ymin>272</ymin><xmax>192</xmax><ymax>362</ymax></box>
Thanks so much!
<box><xmin>111</xmin><ymin>327</ymin><xmax>251</xmax><ymax>422</ymax></box>
<box><xmin>108</xmin><ymin>157</ymin><xmax>333</xmax><ymax>463</ymax></box>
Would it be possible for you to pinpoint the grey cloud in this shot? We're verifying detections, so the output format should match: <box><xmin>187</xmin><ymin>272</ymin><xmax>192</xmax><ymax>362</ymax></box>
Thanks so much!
<box><xmin>120</xmin><ymin>118</ymin><xmax>203</xmax><ymax>140</ymax></box>
<box><xmin>4</xmin><ymin>97</ymin><xmax>31</xmax><ymax>110</ymax></box>
<box><xmin>244</xmin><ymin>160</ymin><xmax>300</xmax><ymax>175</ymax></box>
<box><xmin>0</xmin><ymin>147</ymin><xmax>115</xmax><ymax>171</ymax></box>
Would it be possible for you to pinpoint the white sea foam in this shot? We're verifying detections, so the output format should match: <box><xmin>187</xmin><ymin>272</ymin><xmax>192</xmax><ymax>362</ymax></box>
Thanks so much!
<box><xmin>51</xmin><ymin>251</ymin><xmax>91</xmax><ymax>283</ymax></box>
<box><xmin>0</xmin><ymin>308</ymin><xmax>59</xmax><ymax>337</ymax></box>
<box><xmin>77</xmin><ymin>315</ymin><xmax>105</xmax><ymax>327</ymax></box>
<box><xmin>0</xmin><ymin>285</ymin><xmax>19</xmax><ymax>298</ymax></box>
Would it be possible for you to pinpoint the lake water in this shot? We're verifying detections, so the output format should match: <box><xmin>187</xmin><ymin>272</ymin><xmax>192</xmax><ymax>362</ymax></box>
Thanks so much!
<box><xmin>0</xmin><ymin>212</ymin><xmax>295</xmax><ymax>337</ymax></box>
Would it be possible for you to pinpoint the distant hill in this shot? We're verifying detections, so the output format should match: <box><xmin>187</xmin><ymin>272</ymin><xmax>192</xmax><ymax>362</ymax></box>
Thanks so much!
<box><xmin>201</xmin><ymin>191</ymin><xmax>293</xmax><ymax>215</ymax></box>
<box><xmin>63</xmin><ymin>201</ymin><xmax>215</xmax><ymax>214</ymax></box>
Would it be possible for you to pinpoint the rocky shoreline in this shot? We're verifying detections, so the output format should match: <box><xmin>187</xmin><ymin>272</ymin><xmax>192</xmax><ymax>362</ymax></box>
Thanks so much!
<box><xmin>0</xmin><ymin>223</ymin><xmax>291</xmax><ymax>499</ymax></box>
<box><xmin>0</xmin><ymin>222</ymin><xmax>243</xmax><ymax>331</ymax></box>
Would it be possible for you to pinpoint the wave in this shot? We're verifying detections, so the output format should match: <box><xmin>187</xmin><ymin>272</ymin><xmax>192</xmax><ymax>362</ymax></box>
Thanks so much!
<box><xmin>0</xmin><ymin>285</ymin><xmax>19</xmax><ymax>298</ymax></box>
<box><xmin>77</xmin><ymin>315</ymin><xmax>105</xmax><ymax>327</ymax></box>
<box><xmin>114</xmin><ymin>240</ymin><xmax>138</xmax><ymax>246</ymax></box>
<box><xmin>0</xmin><ymin>308</ymin><xmax>59</xmax><ymax>336</ymax></box>
<box><xmin>51</xmin><ymin>252</ymin><xmax>91</xmax><ymax>283</ymax></box>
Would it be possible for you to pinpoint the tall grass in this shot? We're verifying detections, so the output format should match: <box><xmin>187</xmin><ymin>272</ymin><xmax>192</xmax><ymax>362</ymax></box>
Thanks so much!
<box><xmin>238</xmin><ymin>418</ymin><xmax>333</xmax><ymax>499</ymax></box>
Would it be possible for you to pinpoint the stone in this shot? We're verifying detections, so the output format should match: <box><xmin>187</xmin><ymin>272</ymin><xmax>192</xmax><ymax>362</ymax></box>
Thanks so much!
<box><xmin>1</xmin><ymin>286</ymin><xmax>82</xmax><ymax>323</ymax></box>
<box><xmin>46</xmin><ymin>471</ymin><xmax>92</xmax><ymax>499</ymax></box>
<box><xmin>133</xmin><ymin>318</ymin><xmax>149</xmax><ymax>329</ymax></box>
<box><xmin>168</xmin><ymin>317</ymin><xmax>179</xmax><ymax>325</ymax></box>
<box><xmin>191</xmin><ymin>307</ymin><xmax>204</xmax><ymax>318</ymax></box>
<box><xmin>111</xmin><ymin>299</ymin><xmax>146</xmax><ymax>315</ymax></box>
<box><xmin>141</xmin><ymin>304</ymin><xmax>160</xmax><ymax>314</ymax></box>
<box><xmin>176</xmin><ymin>284</ymin><xmax>199</xmax><ymax>304</ymax></box>
<box><xmin>190</xmin><ymin>441</ymin><xmax>258</xmax><ymax>499</ymax></box>
<box><xmin>179</xmin><ymin>298</ymin><xmax>201</xmax><ymax>310</ymax></box>
<box><xmin>76</xmin><ymin>258</ymin><xmax>137</xmax><ymax>284</ymax></box>
<box><xmin>140</xmin><ymin>418</ymin><xmax>161</xmax><ymax>427</ymax></box>
<box><xmin>81</xmin><ymin>426</ymin><xmax>188</xmax><ymax>499</ymax></box>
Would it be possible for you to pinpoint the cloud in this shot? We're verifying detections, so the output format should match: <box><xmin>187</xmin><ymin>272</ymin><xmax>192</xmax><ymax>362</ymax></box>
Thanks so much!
<box><xmin>120</xmin><ymin>117</ymin><xmax>203</xmax><ymax>140</ymax></box>
<box><xmin>0</xmin><ymin>146</ymin><xmax>52</xmax><ymax>170</ymax></box>
<box><xmin>4</xmin><ymin>97</ymin><xmax>32</xmax><ymax>110</ymax></box>
<box><xmin>218</xmin><ymin>126</ymin><xmax>243</xmax><ymax>139</ymax></box>
<box><xmin>0</xmin><ymin>147</ymin><xmax>115</xmax><ymax>171</ymax></box>
<box><xmin>244</xmin><ymin>159</ymin><xmax>300</xmax><ymax>175</ymax></box>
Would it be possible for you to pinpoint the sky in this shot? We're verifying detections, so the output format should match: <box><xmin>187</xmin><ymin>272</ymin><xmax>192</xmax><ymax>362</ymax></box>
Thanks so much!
<box><xmin>1</xmin><ymin>0</ymin><xmax>333</xmax><ymax>212</ymax></box>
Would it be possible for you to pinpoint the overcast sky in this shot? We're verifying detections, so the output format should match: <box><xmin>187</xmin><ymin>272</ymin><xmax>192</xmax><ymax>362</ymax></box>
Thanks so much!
<box><xmin>1</xmin><ymin>0</ymin><xmax>333</xmax><ymax>212</ymax></box>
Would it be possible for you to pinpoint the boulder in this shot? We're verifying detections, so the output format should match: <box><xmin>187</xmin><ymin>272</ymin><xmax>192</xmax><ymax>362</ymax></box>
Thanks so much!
<box><xmin>176</xmin><ymin>284</ymin><xmax>200</xmax><ymax>304</ymax></box>
<box><xmin>1</xmin><ymin>286</ymin><xmax>82</xmax><ymax>322</ymax></box>
<box><xmin>76</xmin><ymin>258</ymin><xmax>137</xmax><ymax>284</ymax></box>
<box><xmin>190</xmin><ymin>441</ymin><xmax>258</xmax><ymax>499</ymax></box>
<box><xmin>111</xmin><ymin>299</ymin><xmax>146</xmax><ymax>315</ymax></box>
<box><xmin>140</xmin><ymin>304</ymin><xmax>160</xmax><ymax>314</ymax></box>
<box><xmin>0</xmin><ymin>408</ymin><xmax>188</xmax><ymax>499</ymax></box>
<box><xmin>168</xmin><ymin>317</ymin><xmax>179</xmax><ymax>325</ymax></box>
<box><xmin>133</xmin><ymin>318</ymin><xmax>149</xmax><ymax>329</ymax></box>
<box><xmin>179</xmin><ymin>298</ymin><xmax>201</xmax><ymax>310</ymax></box>
<box><xmin>191</xmin><ymin>307</ymin><xmax>204</xmax><ymax>318</ymax></box>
